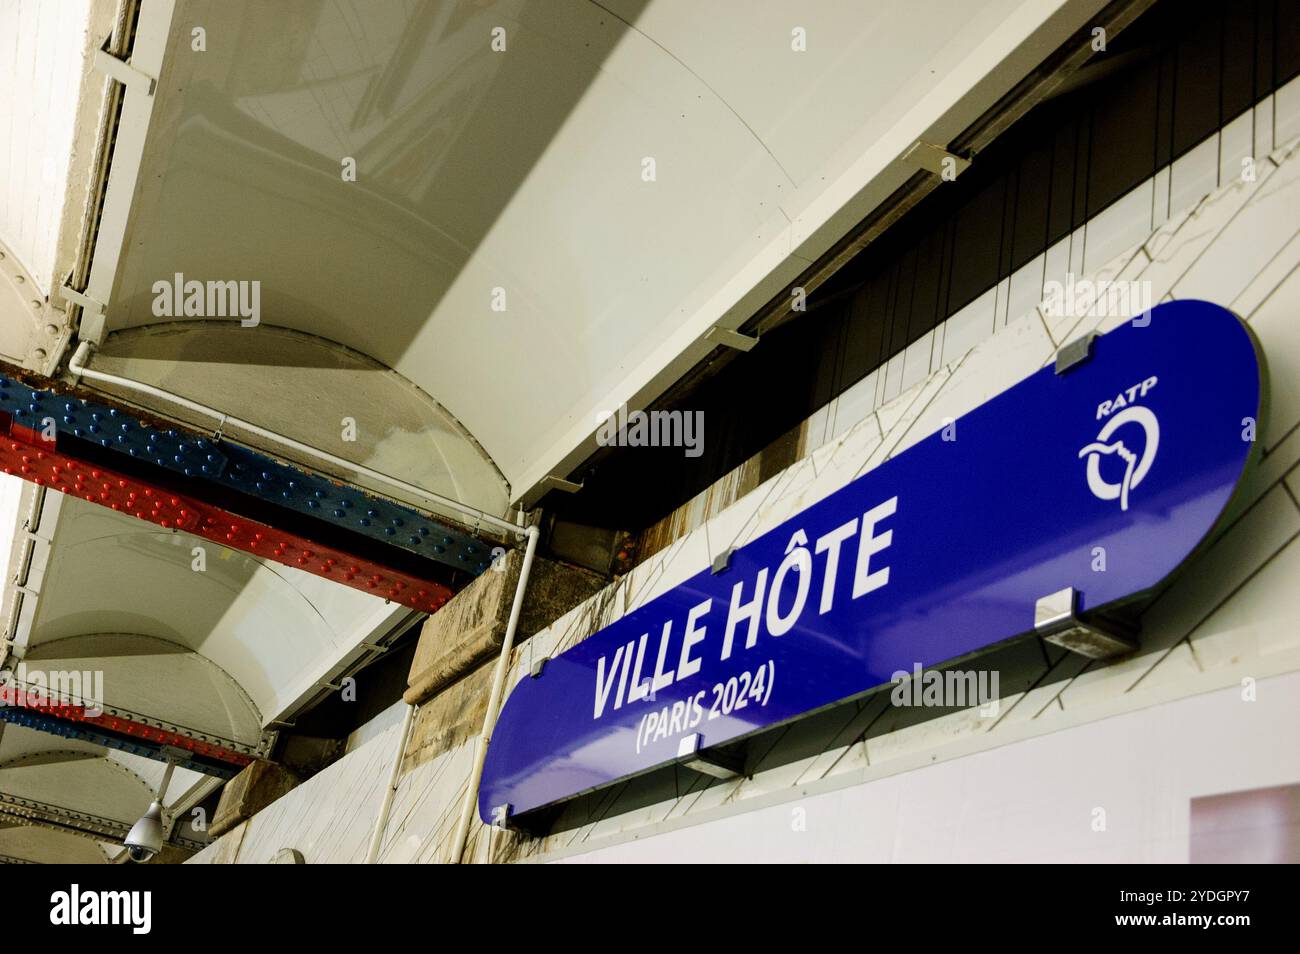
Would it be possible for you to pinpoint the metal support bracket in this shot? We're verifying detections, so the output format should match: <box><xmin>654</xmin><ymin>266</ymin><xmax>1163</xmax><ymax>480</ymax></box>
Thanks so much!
<box><xmin>1034</xmin><ymin>586</ymin><xmax>1137</xmax><ymax>660</ymax></box>
<box><xmin>58</xmin><ymin>283</ymin><xmax>105</xmax><ymax>319</ymax></box>
<box><xmin>536</xmin><ymin>475</ymin><xmax>584</xmax><ymax>496</ymax></box>
<box><xmin>92</xmin><ymin>46</ymin><xmax>156</xmax><ymax>96</ymax></box>
<box><xmin>705</xmin><ymin>326</ymin><xmax>760</xmax><ymax>352</ymax></box>
<box><xmin>677</xmin><ymin>732</ymin><xmax>745</xmax><ymax>779</ymax></box>
<box><xmin>711</xmin><ymin>546</ymin><xmax>736</xmax><ymax>574</ymax></box>
<box><xmin>1055</xmin><ymin>332</ymin><xmax>1099</xmax><ymax>374</ymax></box>
<box><xmin>902</xmin><ymin>140</ymin><xmax>972</xmax><ymax>179</ymax></box>
<box><xmin>529</xmin><ymin>656</ymin><xmax>548</xmax><ymax>678</ymax></box>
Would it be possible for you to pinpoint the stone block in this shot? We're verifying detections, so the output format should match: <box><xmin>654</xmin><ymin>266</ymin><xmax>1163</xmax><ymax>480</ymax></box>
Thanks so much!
<box><xmin>209</xmin><ymin>759</ymin><xmax>301</xmax><ymax>837</ymax></box>
<box><xmin>405</xmin><ymin>549</ymin><xmax>604</xmax><ymax>705</ymax></box>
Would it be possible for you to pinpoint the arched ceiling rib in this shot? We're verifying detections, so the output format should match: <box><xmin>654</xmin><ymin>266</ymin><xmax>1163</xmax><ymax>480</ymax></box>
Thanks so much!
<box><xmin>0</xmin><ymin>721</ymin><xmax>211</xmax><ymax>847</ymax></box>
<box><xmin>23</xmin><ymin>633</ymin><xmax>263</xmax><ymax>748</ymax></box>
<box><xmin>0</xmin><ymin>822</ymin><xmax>115</xmax><ymax>864</ymax></box>
<box><xmin>91</xmin><ymin>322</ymin><xmax>509</xmax><ymax>515</ymax></box>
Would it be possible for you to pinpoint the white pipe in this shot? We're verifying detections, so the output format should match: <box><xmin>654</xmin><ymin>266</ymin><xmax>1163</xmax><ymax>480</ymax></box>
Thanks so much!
<box><xmin>365</xmin><ymin>702</ymin><xmax>416</xmax><ymax>864</ymax></box>
<box><xmin>67</xmin><ymin>341</ymin><xmax>524</xmax><ymax>538</ymax></box>
<box><xmin>448</xmin><ymin>524</ymin><xmax>539</xmax><ymax>863</ymax></box>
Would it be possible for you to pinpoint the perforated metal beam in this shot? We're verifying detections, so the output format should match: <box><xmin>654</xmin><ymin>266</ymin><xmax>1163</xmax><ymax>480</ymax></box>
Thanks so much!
<box><xmin>0</xmin><ymin>371</ymin><xmax>493</xmax><ymax>573</ymax></box>
<box><xmin>0</xmin><ymin>702</ymin><xmax>242</xmax><ymax>779</ymax></box>
<box><xmin>0</xmin><ymin>417</ymin><xmax>457</xmax><ymax>614</ymax></box>
<box><xmin>0</xmin><ymin>685</ymin><xmax>253</xmax><ymax>772</ymax></box>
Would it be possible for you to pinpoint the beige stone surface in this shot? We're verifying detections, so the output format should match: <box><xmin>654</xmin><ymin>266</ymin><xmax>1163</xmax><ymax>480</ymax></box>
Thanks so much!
<box><xmin>210</xmin><ymin>760</ymin><xmax>301</xmax><ymax>837</ymax></box>
<box><xmin>403</xmin><ymin>662</ymin><xmax>492</xmax><ymax>772</ymax></box>
<box><xmin>405</xmin><ymin>550</ymin><xmax>604</xmax><ymax>705</ymax></box>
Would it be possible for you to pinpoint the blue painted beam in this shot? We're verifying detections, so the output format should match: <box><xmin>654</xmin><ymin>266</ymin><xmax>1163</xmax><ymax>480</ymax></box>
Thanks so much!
<box><xmin>0</xmin><ymin>371</ymin><xmax>492</xmax><ymax>576</ymax></box>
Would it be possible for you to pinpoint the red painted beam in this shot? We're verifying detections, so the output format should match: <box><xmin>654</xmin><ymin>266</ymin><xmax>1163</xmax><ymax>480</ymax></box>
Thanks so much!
<box><xmin>0</xmin><ymin>423</ymin><xmax>455</xmax><ymax>614</ymax></box>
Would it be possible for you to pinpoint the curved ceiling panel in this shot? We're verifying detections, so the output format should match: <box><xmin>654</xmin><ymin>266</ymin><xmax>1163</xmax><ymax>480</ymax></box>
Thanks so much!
<box><xmin>93</xmin><ymin>0</ymin><xmax>1093</xmax><ymax>501</ymax></box>
<box><xmin>0</xmin><ymin>722</ymin><xmax>213</xmax><ymax>845</ymax></box>
<box><xmin>0</xmin><ymin>748</ymin><xmax>153</xmax><ymax>821</ymax></box>
<box><xmin>29</xmin><ymin>495</ymin><xmax>387</xmax><ymax>725</ymax></box>
<box><xmin>22</xmin><ymin>632</ymin><xmax>263</xmax><ymax>747</ymax></box>
<box><xmin>0</xmin><ymin>721</ymin><xmax>208</xmax><ymax>843</ymax></box>
<box><xmin>104</xmin><ymin>0</ymin><xmax>787</xmax><ymax>487</ymax></box>
<box><xmin>93</xmin><ymin>323</ymin><xmax>509</xmax><ymax>514</ymax></box>
<box><xmin>603</xmin><ymin>0</ymin><xmax>1018</xmax><ymax>192</ymax></box>
<box><xmin>0</xmin><ymin>822</ymin><xmax>113</xmax><ymax>864</ymax></box>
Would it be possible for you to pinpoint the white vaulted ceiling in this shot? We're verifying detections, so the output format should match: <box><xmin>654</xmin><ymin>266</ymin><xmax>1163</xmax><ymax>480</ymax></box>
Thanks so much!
<box><xmin>0</xmin><ymin>718</ymin><xmax>209</xmax><ymax>857</ymax></box>
<box><xmin>26</xmin><ymin>491</ymin><xmax>396</xmax><ymax>736</ymax></box>
<box><xmin>0</xmin><ymin>462</ymin><xmax>411</xmax><ymax>861</ymax></box>
<box><xmin>95</xmin><ymin>0</ymin><xmax>1105</xmax><ymax>505</ymax></box>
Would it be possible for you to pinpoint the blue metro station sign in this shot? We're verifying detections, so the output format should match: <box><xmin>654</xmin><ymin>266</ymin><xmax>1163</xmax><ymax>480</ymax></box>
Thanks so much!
<box><xmin>481</xmin><ymin>300</ymin><xmax>1263</xmax><ymax>821</ymax></box>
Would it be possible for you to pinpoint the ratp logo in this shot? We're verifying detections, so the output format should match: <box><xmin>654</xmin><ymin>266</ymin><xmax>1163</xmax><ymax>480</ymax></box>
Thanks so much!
<box><xmin>1078</xmin><ymin>376</ymin><xmax>1160</xmax><ymax>511</ymax></box>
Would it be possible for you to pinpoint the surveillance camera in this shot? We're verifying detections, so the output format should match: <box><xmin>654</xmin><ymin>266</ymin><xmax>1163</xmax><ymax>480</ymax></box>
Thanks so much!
<box><xmin>124</xmin><ymin>800</ymin><xmax>164</xmax><ymax>863</ymax></box>
<box><xmin>126</xmin><ymin>844</ymin><xmax>158</xmax><ymax>864</ymax></box>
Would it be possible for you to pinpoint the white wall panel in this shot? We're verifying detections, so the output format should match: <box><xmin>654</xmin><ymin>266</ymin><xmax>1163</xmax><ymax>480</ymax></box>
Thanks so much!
<box><xmin>899</xmin><ymin>330</ymin><xmax>933</xmax><ymax>394</ymax></box>
<box><xmin>0</xmin><ymin>0</ymin><xmax>93</xmax><ymax>295</ymax></box>
<box><xmin>1082</xmin><ymin>178</ymin><xmax>1153</xmax><ymax>275</ymax></box>
<box><xmin>1005</xmin><ymin>252</ymin><xmax>1046</xmax><ymax>333</ymax></box>
<box><xmin>940</xmin><ymin>286</ymin><xmax>997</xmax><ymax>366</ymax></box>
<box><xmin>553</xmin><ymin>673</ymin><xmax>1300</xmax><ymax>864</ymax></box>
<box><xmin>1275</xmin><ymin>73</ymin><xmax>1300</xmax><ymax>147</ymax></box>
<box><xmin>1218</xmin><ymin>110</ymin><xmax>1254</xmax><ymax>186</ymax></box>
<box><xmin>1168</xmin><ymin>136</ymin><xmax>1220</xmax><ymax>224</ymax></box>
